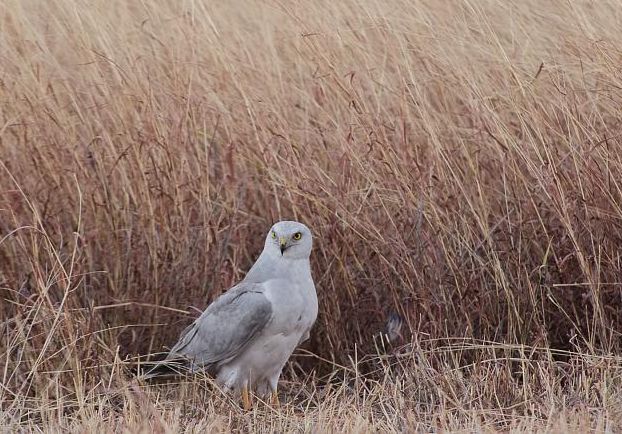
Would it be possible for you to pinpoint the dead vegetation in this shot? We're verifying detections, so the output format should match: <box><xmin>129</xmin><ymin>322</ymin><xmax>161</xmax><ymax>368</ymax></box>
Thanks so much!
<box><xmin>1</xmin><ymin>0</ymin><xmax>622</xmax><ymax>431</ymax></box>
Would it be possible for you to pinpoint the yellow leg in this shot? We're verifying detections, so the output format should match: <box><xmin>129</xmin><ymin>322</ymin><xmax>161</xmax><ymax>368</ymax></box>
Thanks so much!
<box><xmin>271</xmin><ymin>389</ymin><xmax>280</xmax><ymax>407</ymax></box>
<box><xmin>242</xmin><ymin>386</ymin><xmax>252</xmax><ymax>410</ymax></box>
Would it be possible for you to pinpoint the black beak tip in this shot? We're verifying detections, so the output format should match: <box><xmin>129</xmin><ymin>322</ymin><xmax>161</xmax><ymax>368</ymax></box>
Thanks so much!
<box><xmin>280</xmin><ymin>246</ymin><xmax>286</xmax><ymax>255</ymax></box>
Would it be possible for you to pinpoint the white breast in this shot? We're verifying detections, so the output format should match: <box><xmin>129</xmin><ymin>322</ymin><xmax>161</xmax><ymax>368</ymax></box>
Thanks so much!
<box><xmin>215</xmin><ymin>276</ymin><xmax>318</xmax><ymax>395</ymax></box>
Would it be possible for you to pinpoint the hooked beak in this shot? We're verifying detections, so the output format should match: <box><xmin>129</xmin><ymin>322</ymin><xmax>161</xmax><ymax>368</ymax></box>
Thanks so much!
<box><xmin>279</xmin><ymin>236</ymin><xmax>287</xmax><ymax>255</ymax></box>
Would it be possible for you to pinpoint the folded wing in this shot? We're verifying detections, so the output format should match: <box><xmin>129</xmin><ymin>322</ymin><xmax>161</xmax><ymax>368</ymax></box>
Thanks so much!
<box><xmin>167</xmin><ymin>283</ymin><xmax>273</xmax><ymax>371</ymax></box>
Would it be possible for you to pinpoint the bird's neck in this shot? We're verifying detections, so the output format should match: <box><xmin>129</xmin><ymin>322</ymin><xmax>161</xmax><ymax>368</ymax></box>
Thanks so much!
<box><xmin>243</xmin><ymin>251</ymin><xmax>311</xmax><ymax>283</ymax></box>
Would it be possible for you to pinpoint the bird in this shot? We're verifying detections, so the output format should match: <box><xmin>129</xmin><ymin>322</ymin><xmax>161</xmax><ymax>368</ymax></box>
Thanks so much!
<box><xmin>144</xmin><ymin>220</ymin><xmax>318</xmax><ymax>410</ymax></box>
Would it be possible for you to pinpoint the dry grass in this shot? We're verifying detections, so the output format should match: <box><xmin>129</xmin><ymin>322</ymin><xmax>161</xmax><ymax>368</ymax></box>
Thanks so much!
<box><xmin>2</xmin><ymin>0</ymin><xmax>622</xmax><ymax>431</ymax></box>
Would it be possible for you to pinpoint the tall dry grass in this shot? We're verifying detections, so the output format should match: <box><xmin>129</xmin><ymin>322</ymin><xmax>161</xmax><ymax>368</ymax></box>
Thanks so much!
<box><xmin>1</xmin><ymin>0</ymin><xmax>622</xmax><ymax>431</ymax></box>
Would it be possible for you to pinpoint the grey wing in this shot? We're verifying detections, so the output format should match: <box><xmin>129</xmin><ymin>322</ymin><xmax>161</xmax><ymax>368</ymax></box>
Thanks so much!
<box><xmin>167</xmin><ymin>283</ymin><xmax>272</xmax><ymax>369</ymax></box>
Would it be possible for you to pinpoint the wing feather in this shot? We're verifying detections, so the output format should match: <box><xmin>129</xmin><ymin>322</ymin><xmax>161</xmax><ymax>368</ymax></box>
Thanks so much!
<box><xmin>167</xmin><ymin>282</ymin><xmax>272</xmax><ymax>370</ymax></box>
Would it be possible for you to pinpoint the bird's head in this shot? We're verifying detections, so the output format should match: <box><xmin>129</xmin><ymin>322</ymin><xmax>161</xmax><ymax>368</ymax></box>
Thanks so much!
<box><xmin>265</xmin><ymin>220</ymin><xmax>313</xmax><ymax>259</ymax></box>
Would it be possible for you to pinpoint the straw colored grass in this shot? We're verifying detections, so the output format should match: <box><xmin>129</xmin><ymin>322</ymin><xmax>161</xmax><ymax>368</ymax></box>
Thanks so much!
<box><xmin>2</xmin><ymin>0</ymin><xmax>622</xmax><ymax>431</ymax></box>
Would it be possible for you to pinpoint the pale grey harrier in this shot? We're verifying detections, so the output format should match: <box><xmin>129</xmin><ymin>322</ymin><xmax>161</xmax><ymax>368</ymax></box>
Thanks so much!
<box><xmin>146</xmin><ymin>221</ymin><xmax>318</xmax><ymax>409</ymax></box>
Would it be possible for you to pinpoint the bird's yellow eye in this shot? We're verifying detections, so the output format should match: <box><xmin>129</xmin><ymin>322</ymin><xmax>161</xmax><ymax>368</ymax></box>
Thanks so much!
<box><xmin>292</xmin><ymin>232</ymin><xmax>302</xmax><ymax>241</ymax></box>
<box><xmin>271</xmin><ymin>231</ymin><xmax>277</xmax><ymax>239</ymax></box>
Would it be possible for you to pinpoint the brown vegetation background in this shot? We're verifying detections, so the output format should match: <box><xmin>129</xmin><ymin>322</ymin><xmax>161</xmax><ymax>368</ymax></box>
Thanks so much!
<box><xmin>1</xmin><ymin>0</ymin><xmax>622</xmax><ymax>431</ymax></box>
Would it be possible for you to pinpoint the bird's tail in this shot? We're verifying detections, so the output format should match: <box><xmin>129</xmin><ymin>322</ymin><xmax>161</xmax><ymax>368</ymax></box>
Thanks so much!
<box><xmin>130</xmin><ymin>353</ymin><xmax>191</xmax><ymax>380</ymax></box>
